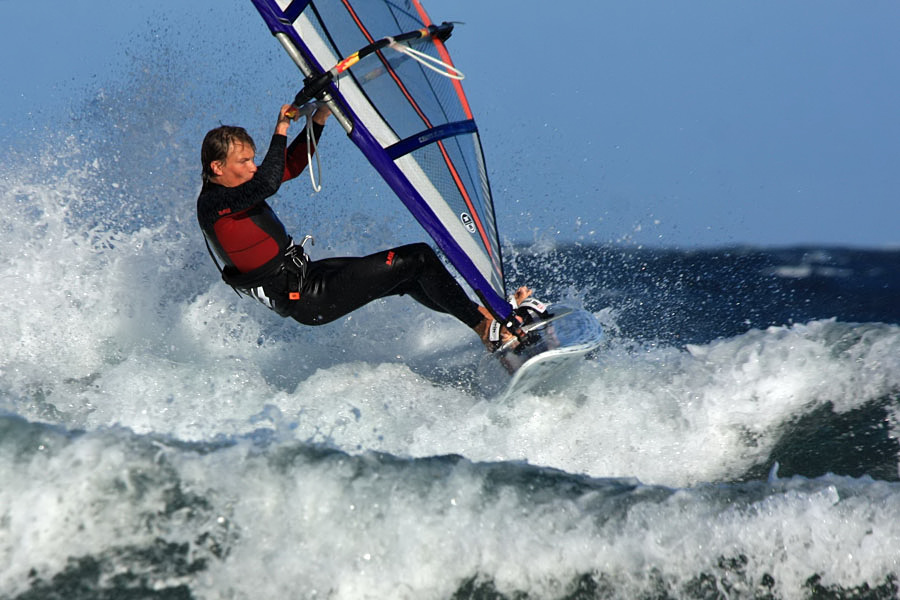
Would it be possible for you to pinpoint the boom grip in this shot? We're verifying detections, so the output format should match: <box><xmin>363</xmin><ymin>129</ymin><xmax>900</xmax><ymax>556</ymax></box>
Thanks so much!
<box><xmin>292</xmin><ymin>72</ymin><xmax>334</xmax><ymax>108</ymax></box>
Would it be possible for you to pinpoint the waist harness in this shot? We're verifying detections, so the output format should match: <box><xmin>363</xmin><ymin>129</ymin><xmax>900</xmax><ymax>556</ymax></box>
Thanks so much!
<box><xmin>206</xmin><ymin>238</ymin><xmax>310</xmax><ymax>317</ymax></box>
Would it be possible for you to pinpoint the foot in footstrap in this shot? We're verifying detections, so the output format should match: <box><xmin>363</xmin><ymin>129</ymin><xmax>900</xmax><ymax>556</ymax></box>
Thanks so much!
<box><xmin>507</xmin><ymin>287</ymin><xmax>551</xmax><ymax>328</ymax></box>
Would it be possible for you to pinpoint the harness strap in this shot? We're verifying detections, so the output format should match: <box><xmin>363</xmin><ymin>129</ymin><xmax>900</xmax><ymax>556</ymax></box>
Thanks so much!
<box><xmin>203</xmin><ymin>236</ymin><xmax>308</xmax><ymax>309</ymax></box>
<box><xmin>203</xmin><ymin>234</ymin><xmax>241</xmax><ymax>297</ymax></box>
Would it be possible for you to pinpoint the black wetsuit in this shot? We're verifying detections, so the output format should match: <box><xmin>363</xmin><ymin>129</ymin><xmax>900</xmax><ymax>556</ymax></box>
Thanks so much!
<box><xmin>197</xmin><ymin>130</ymin><xmax>483</xmax><ymax>328</ymax></box>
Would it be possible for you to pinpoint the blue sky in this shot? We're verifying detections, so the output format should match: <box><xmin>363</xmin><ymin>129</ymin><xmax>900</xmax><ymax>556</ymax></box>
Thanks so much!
<box><xmin>3</xmin><ymin>1</ymin><xmax>898</xmax><ymax>248</ymax></box>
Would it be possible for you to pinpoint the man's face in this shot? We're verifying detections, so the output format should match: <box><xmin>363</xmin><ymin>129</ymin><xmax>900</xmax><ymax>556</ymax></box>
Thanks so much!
<box><xmin>212</xmin><ymin>141</ymin><xmax>257</xmax><ymax>187</ymax></box>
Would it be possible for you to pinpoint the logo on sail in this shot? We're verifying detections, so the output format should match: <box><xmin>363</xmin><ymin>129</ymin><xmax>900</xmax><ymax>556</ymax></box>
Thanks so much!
<box><xmin>460</xmin><ymin>212</ymin><xmax>476</xmax><ymax>233</ymax></box>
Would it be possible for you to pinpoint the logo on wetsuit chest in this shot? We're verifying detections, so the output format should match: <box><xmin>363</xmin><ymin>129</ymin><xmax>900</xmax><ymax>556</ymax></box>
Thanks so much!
<box><xmin>385</xmin><ymin>250</ymin><xmax>396</xmax><ymax>266</ymax></box>
<box><xmin>460</xmin><ymin>212</ymin><xmax>476</xmax><ymax>233</ymax></box>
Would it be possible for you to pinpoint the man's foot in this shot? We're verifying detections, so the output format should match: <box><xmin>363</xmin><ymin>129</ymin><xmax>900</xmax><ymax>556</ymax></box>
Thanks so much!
<box><xmin>512</xmin><ymin>286</ymin><xmax>533</xmax><ymax>306</ymax></box>
<box><xmin>510</xmin><ymin>286</ymin><xmax>551</xmax><ymax>325</ymax></box>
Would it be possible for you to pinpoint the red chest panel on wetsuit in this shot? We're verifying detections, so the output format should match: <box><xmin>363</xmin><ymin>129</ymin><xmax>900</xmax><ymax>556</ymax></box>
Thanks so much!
<box><xmin>213</xmin><ymin>203</ymin><xmax>288</xmax><ymax>272</ymax></box>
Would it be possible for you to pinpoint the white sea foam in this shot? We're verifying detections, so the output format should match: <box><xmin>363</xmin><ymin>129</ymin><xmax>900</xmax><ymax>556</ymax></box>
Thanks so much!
<box><xmin>2</xmin><ymin>424</ymin><xmax>900</xmax><ymax>599</ymax></box>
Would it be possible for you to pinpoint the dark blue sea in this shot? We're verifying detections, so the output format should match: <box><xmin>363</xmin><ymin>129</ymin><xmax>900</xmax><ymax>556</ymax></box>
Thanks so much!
<box><xmin>3</xmin><ymin>14</ymin><xmax>900</xmax><ymax>600</ymax></box>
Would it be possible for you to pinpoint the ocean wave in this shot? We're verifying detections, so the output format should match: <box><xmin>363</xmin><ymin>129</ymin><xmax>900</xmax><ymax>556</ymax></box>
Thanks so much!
<box><xmin>2</xmin><ymin>418</ymin><xmax>899</xmax><ymax>599</ymax></box>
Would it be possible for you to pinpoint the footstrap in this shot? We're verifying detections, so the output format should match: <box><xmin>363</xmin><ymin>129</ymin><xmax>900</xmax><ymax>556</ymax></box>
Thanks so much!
<box><xmin>517</xmin><ymin>297</ymin><xmax>548</xmax><ymax>315</ymax></box>
<box><xmin>508</xmin><ymin>296</ymin><xmax>550</xmax><ymax>328</ymax></box>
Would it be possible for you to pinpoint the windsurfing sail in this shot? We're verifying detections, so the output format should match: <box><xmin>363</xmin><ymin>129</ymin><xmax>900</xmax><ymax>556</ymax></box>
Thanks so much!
<box><xmin>250</xmin><ymin>0</ymin><xmax>515</xmax><ymax>324</ymax></box>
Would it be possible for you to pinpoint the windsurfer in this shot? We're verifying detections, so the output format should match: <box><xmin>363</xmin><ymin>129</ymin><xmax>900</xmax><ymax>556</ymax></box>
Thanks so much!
<box><xmin>197</xmin><ymin>104</ymin><xmax>527</xmax><ymax>351</ymax></box>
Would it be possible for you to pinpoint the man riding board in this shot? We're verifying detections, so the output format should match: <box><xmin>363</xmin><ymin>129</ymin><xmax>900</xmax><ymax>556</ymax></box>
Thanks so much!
<box><xmin>197</xmin><ymin>104</ymin><xmax>530</xmax><ymax>350</ymax></box>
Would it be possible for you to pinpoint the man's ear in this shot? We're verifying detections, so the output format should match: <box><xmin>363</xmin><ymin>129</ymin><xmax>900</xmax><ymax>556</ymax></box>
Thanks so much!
<box><xmin>210</xmin><ymin>160</ymin><xmax>225</xmax><ymax>177</ymax></box>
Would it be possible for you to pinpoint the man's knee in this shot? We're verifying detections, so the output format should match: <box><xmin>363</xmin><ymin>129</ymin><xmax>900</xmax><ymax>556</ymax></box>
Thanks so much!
<box><xmin>403</xmin><ymin>242</ymin><xmax>434</xmax><ymax>257</ymax></box>
<box><xmin>390</xmin><ymin>242</ymin><xmax>436</xmax><ymax>271</ymax></box>
<box><xmin>409</xmin><ymin>242</ymin><xmax>438</xmax><ymax>266</ymax></box>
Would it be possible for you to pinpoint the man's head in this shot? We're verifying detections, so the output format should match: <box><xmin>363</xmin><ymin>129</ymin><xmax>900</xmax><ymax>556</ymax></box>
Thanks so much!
<box><xmin>201</xmin><ymin>126</ymin><xmax>258</xmax><ymax>187</ymax></box>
